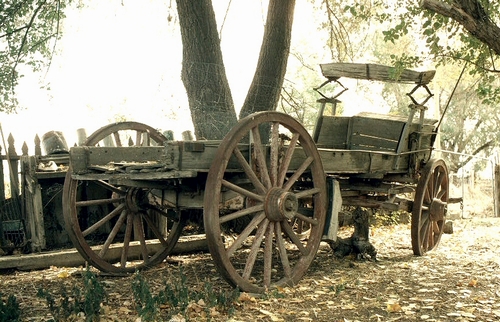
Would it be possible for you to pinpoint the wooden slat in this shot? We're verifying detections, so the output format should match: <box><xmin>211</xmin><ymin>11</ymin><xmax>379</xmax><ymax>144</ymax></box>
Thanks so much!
<box><xmin>320</xmin><ymin>63</ymin><xmax>436</xmax><ymax>84</ymax></box>
<box><xmin>314</xmin><ymin>116</ymin><xmax>350</xmax><ymax>149</ymax></box>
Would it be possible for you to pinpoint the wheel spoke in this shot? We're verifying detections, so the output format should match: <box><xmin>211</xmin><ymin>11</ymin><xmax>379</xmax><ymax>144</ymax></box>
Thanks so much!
<box><xmin>277</xmin><ymin>133</ymin><xmax>299</xmax><ymax>187</ymax></box>
<box><xmin>144</xmin><ymin>204</ymin><xmax>178</xmax><ymax>220</ymax></box>
<box><xmin>275</xmin><ymin>223</ymin><xmax>291</xmax><ymax>277</ymax></box>
<box><xmin>270</xmin><ymin>122</ymin><xmax>280</xmax><ymax>187</ymax></box>
<box><xmin>233</xmin><ymin>147</ymin><xmax>267</xmax><ymax>195</ymax></box>
<box><xmin>242</xmin><ymin>219</ymin><xmax>269</xmax><ymax>281</ymax></box>
<box><xmin>76</xmin><ymin>197</ymin><xmax>125</xmax><ymax>208</ymax></box>
<box><xmin>134</xmin><ymin>214</ymin><xmax>149</xmax><ymax>261</ymax></box>
<box><xmin>283</xmin><ymin>156</ymin><xmax>314</xmax><ymax>191</ymax></box>
<box><xmin>135</xmin><ymin>131</ymin><xmax>143</xmax><ymax>146</ymax></box>
<box><xmin>227</xmin><ymin>212</ymin><xmax>266</xmax><ymax>257</ymax></box>
<box><xmin>295</xmin><ymin>187</ymin><xmax>321</xmax><ymax>199</ymax></box>
<box><xmin>220</xmin><ymin>204</ymin><xmax>264</xmax><ymax>224</ymax></box>
<box><xmin>142</xmin><ymin>211</ymin><xmax>169</xmax><ymax>247</ymax></box>
<box><xmin>222</xmin><ymin>179</ymin><xmax>264</xmax><ymax>202</ymax></box>
<box><xmin>82</xmin><ymin>203</ymin><xmax>125</xmax><ymax>237</ymax></box>
<box><xmin>281</xmin><ymin>221</ymin><xmax>307</xmax><ymax>255</ymax></box>
<box><xmin>251</xmin><ymin>126</ymin><xmax>272</xmax><ymax>189</ymax></box>
<box><xmin>99</xmin><ymin>209</ymin><xmax>128</xmax><ymax>258</ymax></box>
<box><xmin>113</xmin><ymin>132</ymin><xmax>122</xmax><ymax>146</ymax></box>
<box><xmin>264</xmin><ymin>221</ymin><xmax>275</xmax><ymax>288</ymax></box>
<box><xmin>121</xmin><ymin>212</ymin><xmax>134</xmax><ymax>268</ymax></box>
<box><xmin>294</xmin><ymin>212</ymin><xmax>318</xmax><ymax>226</ymax></box>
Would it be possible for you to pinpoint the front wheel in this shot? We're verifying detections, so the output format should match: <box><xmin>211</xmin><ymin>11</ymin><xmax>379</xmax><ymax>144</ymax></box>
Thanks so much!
<box><xmin>411</xmin><ymin>159</ymin><xmax>449</xmax><ymax>256</ymax></box>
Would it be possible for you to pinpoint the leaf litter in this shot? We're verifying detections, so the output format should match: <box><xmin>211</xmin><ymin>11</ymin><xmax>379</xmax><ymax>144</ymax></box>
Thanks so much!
<box><xmin>0</xmin><ymin>217</ymin><xmax>499</xmax><ymax>321</ymax></box>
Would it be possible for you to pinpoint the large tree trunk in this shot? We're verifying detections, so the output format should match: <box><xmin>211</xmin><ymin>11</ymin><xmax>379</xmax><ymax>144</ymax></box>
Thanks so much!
<box><xmin>421</xmin><ymin>0</ymin><xmax>500</xmax><ymax>56</ymax></box>
<box><xmin>176</xmin><ymin>0</ymin><xmax>238</xmax><ymax>140</ymax></box>
<box><xmin>239</xmin><ymin>0</ymin><xmax>296</xmax><ymax>119</ymax></box>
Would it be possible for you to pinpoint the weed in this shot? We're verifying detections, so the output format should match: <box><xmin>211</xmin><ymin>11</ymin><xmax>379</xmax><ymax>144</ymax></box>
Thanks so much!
<box><xmin>131</xmin><ymin>272</ymin><xmax>159</xmax><ymax>322</ymax></box>
<box><xmin>131</xmin><ymin>268</ymin><xmax>240</xmax><ymax>321</ymax></box>
<box><xmin>262</xmin><ymin>288</ymin><xmax>285</xmax><ymax>300</ymax></box>
<box><xmin>329</xmin><ymin>283</ymin><xmax>346</xmax><ymax>295</ymax></box>
<box><xmin>0</xmin><ymin>293</ymin><xmax>20</xmax><ymax>322</ymax></box>
<box><xmin>37</xmin><ymin>266</ymin><xmax>106</xmax><ymax>322</ymax></box>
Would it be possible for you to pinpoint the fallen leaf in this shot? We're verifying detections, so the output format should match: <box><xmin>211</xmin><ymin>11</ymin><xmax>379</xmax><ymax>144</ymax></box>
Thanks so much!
<box><xmin>57</xmin><ymin>270</ymin><xmax>69</xmax><ymax>278</ymax></box>
<box><xmin>387</xmin><ymin>303</ymin><xmax>402</xmax><ymax>313</ymax></box>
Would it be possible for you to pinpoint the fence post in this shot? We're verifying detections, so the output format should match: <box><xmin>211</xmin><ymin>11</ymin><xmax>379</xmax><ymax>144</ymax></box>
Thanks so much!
<box><xmin>0</xmin><ymin>144</ymin><xmax>4</xmax><ymax>203</ymax></box>
<box><xmin>495</xmin><ymin>163</ymin><xmax>500</xmax><ymax>218</ymax></box>
<box><xmin>7</xmin><ymin>133</ymin><xmax>19</xmax><ymax>198</ymax></box>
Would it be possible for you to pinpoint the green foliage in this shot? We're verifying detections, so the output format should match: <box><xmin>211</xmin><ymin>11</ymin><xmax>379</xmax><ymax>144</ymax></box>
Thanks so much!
<box><xmin>341</xmin><ymin>0</ymin><xmax>500</xmax><ymax>105</ymax></box>
<box><xmin>36</xmin><ymin>267</ymin><xmax>106</xmax><ymax>322</ymax></box>
<box><xmin>0</xmin><ymin>0</ymin><xmax>69</xmax><ymax>113</ymax></box>
<box><xmin>329</xmin><ymin>282</ymin><xmax>346</xmax><ymax>296</ymax></box>
<box><xmin>131</xmin><ymin>272</ymin><xmax>159</xmax><ymax>322</ymax></box>
<box><xmin>0</xmin><ymin>293</ymin><xmax>21</xmax><ymax>322</ymax></box>
<box><xmin>132</xmin><ymin>268</ymin><xmax>240</xmax><ymax>321</ymax></box>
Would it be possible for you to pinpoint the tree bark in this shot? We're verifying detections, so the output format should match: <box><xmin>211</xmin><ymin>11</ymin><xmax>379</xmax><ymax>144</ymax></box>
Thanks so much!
<box><xmin>176</xmin><ymin>0</ymin><xmax>238</xmax><ymax>140</ymax></box>
<box><xmin>421</xmin><ymin>0</ymin><xmax>500</xmax><ymax>56</ymax></box>
<box><xmin>328</xmin><ymin>207</ymin><xmax>377</xmax><ymax>260</ymax></box>
<box><xmin>239</xmin><ymin>0</ymin><xmax>296</xmax><ymax>119</ymax></box>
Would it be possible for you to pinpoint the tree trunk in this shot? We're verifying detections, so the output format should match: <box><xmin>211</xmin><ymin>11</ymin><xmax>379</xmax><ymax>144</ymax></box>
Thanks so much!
<box><xmin>176</xmin><ymin>0</ymin><xmax>238</xmax><ymax>140</ymax></box>
<box><xmin>421</xmin><ymin>0</ymin><xmax>500</xmax><ymax>56</ymax></box>
<box><xmin>239</xmin><ymin>0</ymin><xmax>296</xmax><ymax>119</ymax></box>
<box><xmin>328</xmin><ymin>207</ymin><xmax>377</xmax><ymax>260</ymax></box>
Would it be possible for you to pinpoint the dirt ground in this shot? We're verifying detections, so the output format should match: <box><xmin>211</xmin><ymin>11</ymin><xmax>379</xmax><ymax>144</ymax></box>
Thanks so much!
<box><xmin>1</xmin><ymin>217</ymin><xmax>500</xmax><ymax>321</ymax></box>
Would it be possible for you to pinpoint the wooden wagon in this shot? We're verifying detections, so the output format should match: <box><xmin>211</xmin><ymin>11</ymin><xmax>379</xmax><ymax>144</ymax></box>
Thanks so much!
<box><xmin>62</xmin><ymin>63</ymin><xmax>449</xmax><ymax>293</ymax></box>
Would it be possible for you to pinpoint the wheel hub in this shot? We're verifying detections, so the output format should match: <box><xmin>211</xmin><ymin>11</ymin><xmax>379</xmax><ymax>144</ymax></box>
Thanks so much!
<box><xmin>429</xmin><ymin>198</ymin><xmax>447</xmax><ymax>221</ymax></box>
<box><xmin>264</xmin><ymin>187</ymin><xmax>298</xmax><ymax>221</ymax></box>
<box><xmin>125</xmin><ymin>188</ymin><xmax>147</xmax><ymax>212</ymax></box>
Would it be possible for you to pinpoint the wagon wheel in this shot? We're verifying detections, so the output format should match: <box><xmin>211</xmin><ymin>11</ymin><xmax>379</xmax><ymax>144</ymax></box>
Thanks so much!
<box><xmin>411</xmin><ymin>158</ymin><xmax>449</xmax><ymax>256</ymax></box>
<box><xmin>63</xmin><ymin>122</ymin><xmax>184</xmax><ymax>273</ymax></box>
<box><xmin>204</xmin><ymin>111</ymin><xmax>327</xmax><ymax>293</ymax></box>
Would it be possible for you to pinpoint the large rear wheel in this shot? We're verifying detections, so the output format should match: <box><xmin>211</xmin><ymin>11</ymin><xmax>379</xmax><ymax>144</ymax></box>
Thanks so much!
<box><xmin>204</xmin><ymin>112</ymin><xmax>327</xmax><ymax>293</ymax></box>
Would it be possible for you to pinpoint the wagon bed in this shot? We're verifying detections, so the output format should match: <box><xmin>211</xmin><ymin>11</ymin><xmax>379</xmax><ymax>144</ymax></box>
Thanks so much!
<box><xmin>62</xmin><ymin>63</ymin><xmax>449</xmax><ymax>293</ymax></box>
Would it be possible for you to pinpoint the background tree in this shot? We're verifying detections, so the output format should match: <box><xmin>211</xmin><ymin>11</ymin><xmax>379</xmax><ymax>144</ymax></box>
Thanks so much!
<box><xmin>334</xmin><ymin>0</ymin><xmax>500</xmax><ymax>172</ymax></box>
<box><xmin>0</xmin><ymin>0</ymin><xmax>67</xmax><ymax>113</ymax></box>
<box><xmin>239</xmin><ymin>0</ymin><xmax>295</xmax><ymax>119</ymax></box>
<box><xmin>175</xmin><ymin>0</ymin><xmax>237</xmax><ymax>140</ymax></box>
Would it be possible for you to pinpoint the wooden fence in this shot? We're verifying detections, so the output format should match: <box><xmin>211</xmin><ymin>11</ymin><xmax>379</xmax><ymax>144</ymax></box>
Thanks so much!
<box><xmin>0</xmin><ymin>132</ymin><xmax>27</xmax><ymax>253</ymax></box>
<box><xmin>1</xmin><ymin>131</ymin><xmax>70</xmax><ymax>254</ymax></box>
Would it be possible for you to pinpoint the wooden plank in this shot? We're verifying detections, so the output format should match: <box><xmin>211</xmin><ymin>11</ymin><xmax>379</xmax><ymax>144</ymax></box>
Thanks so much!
<box><xmin>314</xmin><ymin>116</ymin><xmax>350</xmax><ymax>149</ymax></box>
<box><xmin>317</xmin><ymin>149</ymin><xmax>411</xmax><ymax>176</ymax></box>
<box><xmin>70</xmin><ymin>146</ymin><xmax>174</xmax><ymax>174</ymax></box>
<box><xmin>0</xmin><ymin>235</ymin><xmax>209</xmax><ymax>271</ymax></box>
<box><xmin>320</xmin><ymin>63</ymin><xmax>436</xmax><ymax>84</ymax></box>
<box><xmin>349</xmin><ymin>116</ymin><xmax>405</xmax><ymax>151</ymax></box>
<box><xmin>356</xmin><ymin>112</ymin><xmax>438</xmax><ymax>125</ymax></box>
<box><xmin>73</xmin><ymin>170</ymin><xmax>198</xmax><ymax>181</ymax></box>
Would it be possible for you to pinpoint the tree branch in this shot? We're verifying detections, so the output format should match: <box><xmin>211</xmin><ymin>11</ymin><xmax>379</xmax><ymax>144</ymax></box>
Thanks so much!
<box><xmin>420</xmin><ymin>0</ymin><xmax>500</xmax><ymax>56</ymax></box>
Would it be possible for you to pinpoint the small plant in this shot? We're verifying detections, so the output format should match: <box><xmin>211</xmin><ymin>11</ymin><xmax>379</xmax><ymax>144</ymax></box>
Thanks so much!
<box><xmin>0</xmin><ymin>293</ymin><xmax>21</xmax><ymax>322</ymax></box>
<box><xmin>131</xmin><ymin>272</ymin><xmax>159</xmax><ymax>322</ymax></box>
<box><xmin>131</xmin><ymin>268</ymin><xmax>240</xmax><ymax>321</ymax></box>
<box><xmin>262</xmin><ymin>288</ymin><xmax>285</xmax><ymax>300</ymax></box>
<box><xmin>37</xmin><ymin>266</ymin><xmax>106</xmax><ymax>322</ymax></box>
<box><xmin>329</xmin><ymin>283</ymin><xmax>346</xmax><ymax>296</ymax></box>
